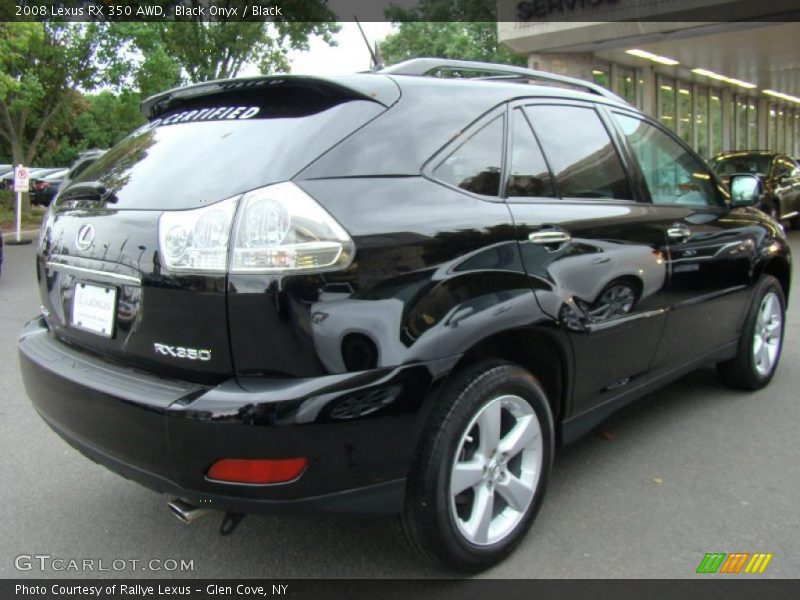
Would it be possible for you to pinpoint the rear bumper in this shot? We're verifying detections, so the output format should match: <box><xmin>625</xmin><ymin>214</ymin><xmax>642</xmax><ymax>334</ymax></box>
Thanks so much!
<box><xmin>19</xmin><ymin>317</ymin><xmax>456</xmax><ymax>515</ymax></box>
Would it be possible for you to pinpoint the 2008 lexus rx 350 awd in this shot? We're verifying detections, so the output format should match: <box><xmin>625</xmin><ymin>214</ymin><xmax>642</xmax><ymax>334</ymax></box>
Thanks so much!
<box><xmin>19</xmin><ymin>59</ymin><xmax>791</xmax><ymax>571</ymax></box>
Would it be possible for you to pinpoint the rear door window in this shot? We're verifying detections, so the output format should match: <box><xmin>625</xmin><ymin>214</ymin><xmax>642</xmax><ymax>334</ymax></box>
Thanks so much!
<box><xmin>433</xmin><ymin>115</ymin><xmax>504</xmax><ymax>197</ymax></box>
<box><xmin>506</xmin><ymin>109</ymin><xmax>555</xmax><ymax>198</ymax></box>
<box><xmin>524</xmin><ymin>105</ymin><xmax>632</xmax><ymax>200</ymax></box>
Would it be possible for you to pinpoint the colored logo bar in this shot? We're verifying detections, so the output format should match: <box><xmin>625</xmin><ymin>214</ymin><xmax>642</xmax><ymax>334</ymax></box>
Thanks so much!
<box><xmin>697</xmin><ymin>552</ymin><xmax>773</xmax><ymax>574</ymax></box>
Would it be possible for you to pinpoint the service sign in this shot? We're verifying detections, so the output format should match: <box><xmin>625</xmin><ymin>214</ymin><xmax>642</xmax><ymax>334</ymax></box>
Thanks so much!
<box><xmin>13</xmin><ymin>165</ymin><xmax>29</xmax><ymax>193</ymax></box>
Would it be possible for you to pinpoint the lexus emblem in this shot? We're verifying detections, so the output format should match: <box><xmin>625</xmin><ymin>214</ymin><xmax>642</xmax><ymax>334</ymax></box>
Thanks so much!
<box><xmin>76</xmin><ymin>224</ymin><xmax>95</xmax><ymax>252</ymax></box>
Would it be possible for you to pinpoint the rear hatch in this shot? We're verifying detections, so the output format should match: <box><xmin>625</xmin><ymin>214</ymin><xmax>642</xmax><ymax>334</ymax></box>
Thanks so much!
<box><xmin>38</xmin><ymin>76</ymin><xmax>395</xmax><ymax>384</ymax></box>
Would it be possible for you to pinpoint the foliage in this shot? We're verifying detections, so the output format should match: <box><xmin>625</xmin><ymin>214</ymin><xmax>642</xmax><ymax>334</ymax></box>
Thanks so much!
<box><xmin>380</xmin><ymin>1</ymin><xmax>524</xmax><ymax>67</ymax></box>
<box><xmin>35</xmin><ymin>91</ymin><xmax>145</xmax><ymax>167</ymax></box>
<box><xmin>113</xmin><ymin>9</ymin><xmax>340</xmax><ymax>85</ymax></box>
<box><xmin>0</xmin><ymin>23</ymin><xmax>110</xmax><ymax>166</ymax></box>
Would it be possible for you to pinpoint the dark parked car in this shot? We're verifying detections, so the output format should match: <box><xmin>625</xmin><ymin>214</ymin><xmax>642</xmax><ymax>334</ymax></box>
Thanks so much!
<box><xmin>19</xmin><ymin>59</ymin><xmax>792</xmax><ymax>572</ymax></box>
<box><xmin>30</xmin><ymin>168</ymin><xmax>69</xmax><ymax>206</ymax></box>
<box><xmin>0</xmin><ymin>167</ymin><xmax>61</xmax><ymax>191</ymax></box>
<box><xmin>56</xmin><ymin>149</ymin><xmax>107</xmax><ymax>196</ymax></box>
<box><xmin>709</xmin><ymin>151</ymin><xmax>800</xmax><ymax>226</ymax></box>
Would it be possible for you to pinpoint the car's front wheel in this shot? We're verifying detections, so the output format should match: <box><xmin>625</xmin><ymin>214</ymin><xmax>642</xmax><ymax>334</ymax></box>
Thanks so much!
<box><xmin>718</xmin><ymin>275</ymin><xmax>785</xmax><ymax>390</ymax></box>
<box><xmin>397</xmin><ymin>360</ymin><xmax>554</xmax><ymax>571</ymax></box>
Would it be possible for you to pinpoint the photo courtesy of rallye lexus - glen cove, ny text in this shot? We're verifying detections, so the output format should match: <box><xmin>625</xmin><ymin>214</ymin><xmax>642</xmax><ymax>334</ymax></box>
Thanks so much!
<box><xmin>17</xmin><ymin>57</ymin><xmax>792</xmax><ymax>572</ymax></box>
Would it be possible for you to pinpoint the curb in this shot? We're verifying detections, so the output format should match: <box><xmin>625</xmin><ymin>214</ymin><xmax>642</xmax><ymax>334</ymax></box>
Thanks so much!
<box><xmin>1</xmin><ymin>228</ymin><xmax>40</xmax><ymax>243</ymax></box>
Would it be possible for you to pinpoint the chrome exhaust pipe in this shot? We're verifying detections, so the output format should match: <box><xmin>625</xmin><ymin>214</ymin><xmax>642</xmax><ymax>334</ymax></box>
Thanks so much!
<box><xmin>168</xmin><ymin>499</ymin><xmax>212</xmax><ymax>525</ymax></box>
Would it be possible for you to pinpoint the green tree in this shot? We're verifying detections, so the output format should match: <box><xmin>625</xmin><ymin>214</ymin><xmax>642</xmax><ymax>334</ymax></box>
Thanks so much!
<box><xmin>380</xmin><ymin>1</ymin><xmax>523</xmax><ymax>67</ymax></box>
<box><xmin>116</xmin><ymin>9</ymin><xmax>340</xmax><ymax>86</ymax></box>
<box><xmin>0</xmin><ymin>23</ymin><xmax>97</xmax><ymax>165</ymax></box>
<box><xmin>0</xmin><ymin>23</ymin><xmax>117</xmax><ymax>207</ymax></box>
<box><xmin>35</xmin><ymin>91</ymin><xmax>145</xmax><ymax>167</ymax></box>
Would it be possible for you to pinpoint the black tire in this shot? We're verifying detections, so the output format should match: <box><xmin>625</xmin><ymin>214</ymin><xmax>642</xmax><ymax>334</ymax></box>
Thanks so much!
<box><xmin>396</xmin><ymin>360</ymin><xmax>554</xmax><ymax>572</ymax></box>
<box><xmin>717</xmin><ymin>275</ymin><xmax>786</xmax><ymax>390</ymax></box>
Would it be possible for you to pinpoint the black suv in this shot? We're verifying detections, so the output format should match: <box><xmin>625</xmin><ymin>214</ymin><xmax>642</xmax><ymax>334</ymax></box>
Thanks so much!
<box><xmin>19</xmin><ymin>59</ymin><xmax>791</xmax><ymax>571</ymax></box>
<box><xmin>709</xmin><ymin>151</ymin><xmax>800</xmax><ymax>226</ymax></box>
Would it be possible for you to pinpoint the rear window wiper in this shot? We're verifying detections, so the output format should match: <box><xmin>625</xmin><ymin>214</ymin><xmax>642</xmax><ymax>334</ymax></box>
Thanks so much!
<box><xmin>60</xmin><ymin>181</ymin><xmax>118</xmax><ymax>203</ymax></box>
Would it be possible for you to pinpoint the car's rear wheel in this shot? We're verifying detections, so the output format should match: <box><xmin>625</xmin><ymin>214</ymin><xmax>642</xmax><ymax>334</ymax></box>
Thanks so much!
<box><xmin>717</xmin><ymin>275</ymin><xmax>785</xmax><ymax>390</ymax></box>
<box><xmin>396</xmin><ymin>360</ymin><xmax>553</xmax><ymax>571</ymax></box>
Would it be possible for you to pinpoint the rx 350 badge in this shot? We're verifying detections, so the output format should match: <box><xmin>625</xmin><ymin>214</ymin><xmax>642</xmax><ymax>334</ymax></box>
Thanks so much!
<box><xmin>153</xmin><ymin>343</ymin><xmax>211</xmax><ymax>361</ymax></box>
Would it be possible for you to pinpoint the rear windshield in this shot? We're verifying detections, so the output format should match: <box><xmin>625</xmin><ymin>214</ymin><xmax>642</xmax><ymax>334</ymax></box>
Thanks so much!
<box><xmin>709</xmin><ymin>155</ymin><xmax>773</xmax><ymax>177</ymax></box>
<box><xmin>66</xmin><ymin>87</ymin><xmax>384</xmax><ymax>210</ymax></box>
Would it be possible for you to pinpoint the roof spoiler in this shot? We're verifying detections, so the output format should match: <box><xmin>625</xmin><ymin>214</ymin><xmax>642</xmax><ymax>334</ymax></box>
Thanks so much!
<box><xmin>380</xmin><ymin>58</ymin><xmax>626</xmax><ymax>103</ymax></box>
<box><xmin>140</xmin><ymin>75</ymin><xmax>400</xmax><ymax>119</ymax></box>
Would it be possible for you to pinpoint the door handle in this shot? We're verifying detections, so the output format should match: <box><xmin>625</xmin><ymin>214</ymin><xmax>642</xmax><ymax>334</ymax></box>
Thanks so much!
<box><xmin>529</xmin><ymin>229</ymin><xmax>572</xmax><ymax>245</ymax></box>
<box><xmin>667</xmin><ymin>223</ymin><xmax>692</xmax><ymax>241</ymax></box>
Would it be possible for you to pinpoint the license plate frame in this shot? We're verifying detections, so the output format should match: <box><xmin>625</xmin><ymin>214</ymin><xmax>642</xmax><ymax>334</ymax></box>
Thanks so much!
<box><xmin>71</xmin><ymin>282</ymin><xmax>117</xmax><ymax>338</ymax></box>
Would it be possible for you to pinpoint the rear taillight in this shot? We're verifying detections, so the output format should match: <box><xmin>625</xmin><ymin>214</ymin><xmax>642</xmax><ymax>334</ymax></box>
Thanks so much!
<box><xmin>206</xmin><ymin>457</ymin><xmax>308</xmax><ymax>484</ymax></box>
<box><xmin>231</xmin><ymin>182</ymin><xmax>354</xmax><ymax>274</ymax></box>
<box><xmin>33</xmin><ymin>181</ymin><xmax>50</xmax><ymax>190</ymax></box>
<box><xmin>158</xmin><ymin>196</ymin><xmax>237</xmax><ymax>272</ymax></box>
<box><xmin>157</xmin><ymin>182</ymin><xmax>354</xmax><ymax>274</ymax></box>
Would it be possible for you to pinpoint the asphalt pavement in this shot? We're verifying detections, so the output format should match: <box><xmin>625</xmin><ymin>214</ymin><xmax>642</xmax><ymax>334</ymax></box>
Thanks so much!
<box><xmin>1</xmin><ymin>233</ymin><xmax>798</xmax><ymax>579</ymax></box>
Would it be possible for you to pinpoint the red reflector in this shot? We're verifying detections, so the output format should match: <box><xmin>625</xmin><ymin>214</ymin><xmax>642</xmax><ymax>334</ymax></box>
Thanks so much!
<box><xmin>206</xmin><ymin>458</ymin><xmax>308</xmax><ymax>484</ymax></box>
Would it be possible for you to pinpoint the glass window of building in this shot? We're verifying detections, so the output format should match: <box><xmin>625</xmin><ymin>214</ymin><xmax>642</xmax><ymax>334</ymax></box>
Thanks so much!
<box><xmin>735</xmin><ymin>98</ymin><xmax>746</xmax><ymax>150</ymax></box>
<box><xmin>614</xmin><ymin>67</ymin><xmax>637</xmax><ymax>106</ymax></box>
<box><xmin>696</xmin><ymin>87</ymin><xmax>709</xmax><ymax>159</ymax></box>
<box><xmin>592</xmin><ymin>65</ymin><xmax>611</xmax><ymax>90</ymax></box>
<box><xmin>747</xmin><ymin>101</ymin><xmax>758</xmax><ymax>149</ymax></box>
<box><xmin>658</xmin><ymin>77</ymin><xmax>676</xmax><ymax>131</ymax></box>
<box><xmin>710</xmin><ymin>92</ymin><xmax>722</xmax><ymax>156</ymax></box>
<box><xmin>784</xmin><ymin>109</ymin><xmax>795</xmax><ymax>154</ymax></box>
<box><xmin>678</xmin><ymin>83</ymin><xmax>693</xmax><ymax>147</ymax></box>
<box><xmin>777</xmin><ymin>109</ymin><xmax>786</xmax><ymax>153</ymax></box>
<box><xmin>794</xmin><ymin>112</ymin><xmax>799</xmax><ymax>156</ymax></box>
<box><xmin>769</xmin><ymin>106</ymin><xmax>778</xmax><ymax>151</ymax></box>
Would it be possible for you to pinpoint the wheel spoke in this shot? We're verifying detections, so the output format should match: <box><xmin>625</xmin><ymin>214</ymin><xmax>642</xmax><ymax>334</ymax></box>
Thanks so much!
<box><xmin>759</xmin><ymin>343</ymin><xmax>771</xmax><ymax>369</ymax></box>
<box><xmin>467</xmin><ymin>486</ymin><xmax>495</xmax><ymax>544</ymax></box>
<box><xmin>498</xmin><ymin>415</ymin><xmax>540</xmax><ymax>459</ymax></box>
<box><xmin>478</xmin><ymin>401</ymin><xmax>502</xmax><ymax>458</ymax></box>
<box><xmin>766</xmin><ymin>319</ymin><xmax>781</xmax><ymax>337</ymax></box>
<box><xmin>496</xmin><ymin>472</ymin><xmax>534</xmax><ymax>513</ymax></box>
<box><xmin>753</xmin><ymin>335</ymin><xmax>764</xmax><ymax>356</ymax></box>
<box><xmin>451</xmin><ymin>459</ymin><xmax>485</xmax><ymax>496</ymax></box>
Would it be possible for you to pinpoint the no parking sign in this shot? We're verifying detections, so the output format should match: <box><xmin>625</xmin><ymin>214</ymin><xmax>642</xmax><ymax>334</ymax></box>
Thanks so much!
<box><xmin>8</xmin><ymin>164</ymin><xmax>33</xmax><ymax>245</ymax></box>
<box><xmin>13</xmin><ymin>165</ymin><xmax>29</xmax><ymax>193</ymax></box>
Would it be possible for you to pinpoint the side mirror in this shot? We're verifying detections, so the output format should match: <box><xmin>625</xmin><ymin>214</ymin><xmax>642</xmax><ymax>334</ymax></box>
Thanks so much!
<box><xmin>729</xmin><ymin>174</ymin><xmax>761</xmax><ymax>207</ymax></box>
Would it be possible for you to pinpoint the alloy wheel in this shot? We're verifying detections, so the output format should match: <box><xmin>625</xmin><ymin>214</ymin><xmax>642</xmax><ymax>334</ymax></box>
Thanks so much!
<box><xmin>753</xmin><ymin>291</ymin><xmax>782</xmax><ymax>376</ymax></box>
<box><xmin>449</xmin><ymin>394</ymin><xmax>543</xmax><ymax>546</ymax></box>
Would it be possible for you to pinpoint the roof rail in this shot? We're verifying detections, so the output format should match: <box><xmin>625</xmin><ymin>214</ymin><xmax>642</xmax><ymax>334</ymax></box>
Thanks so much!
<box><xmin>379</xmin><ymin>58</ymin><xmax>626</xmax><ymax>103</ymax></box>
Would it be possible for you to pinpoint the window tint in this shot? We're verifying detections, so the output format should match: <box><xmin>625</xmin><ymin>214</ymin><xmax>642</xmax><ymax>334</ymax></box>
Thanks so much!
<box><xmin>506</xmin><ymin>109</ymin><xmax>555</xmax><ymax>198</ymax></box>
<box><xmin>614</xmin><ymin>113</ymin><xmax>719</xmax><ymax>207</ymax></box>
<box><xmin>434</xmin><ymin>115</ymin><xmax>503</xmax><ymax>196</ymax></box>
<box><xmin>524</xmin><ymin>105</ymin><xmax>631</xmax><ymax>200</ymax></box>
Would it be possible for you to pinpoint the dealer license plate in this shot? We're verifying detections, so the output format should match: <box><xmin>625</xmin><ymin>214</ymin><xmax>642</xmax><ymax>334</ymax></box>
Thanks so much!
<box><xmin>71</xmin><ymin>283</ymin><xmax>117</xmax><ymax>338</ymax></box>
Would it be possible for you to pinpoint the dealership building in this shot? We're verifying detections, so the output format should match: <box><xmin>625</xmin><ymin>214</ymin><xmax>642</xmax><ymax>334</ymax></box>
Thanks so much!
<box><xmin>498</xmin><ymin>0</ymin><xmax>800</xmax><ymax>159</ymax></box>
